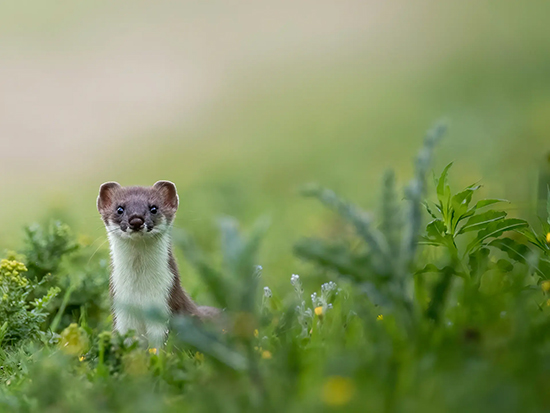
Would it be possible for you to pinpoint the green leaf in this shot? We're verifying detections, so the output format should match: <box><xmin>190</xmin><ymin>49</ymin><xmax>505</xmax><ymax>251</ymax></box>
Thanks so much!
<box><xmin>489</xmin><ymin>238</ymin><xmax>531</xmax><ymax>265</ymax></box>
<box><xmin>458</xmin><ymin>210</ymin><xmax>507</xmax><ymax>234</ymax></box>
<box><xmin>468</xmin><ymin>247</ymin><xmax>490</xmax><ymax>283</ymax></box>
<box><xmin>436</xmin><ymin>162</ymin><xmax>453</xmax><ymax>220</ymax></box>
<box><xmin>423</xmin><ymin>202</ymin><xmax>438</xmax><ymax>220</ymax></box>
<box><xmin>436</xmin><ymin>162</ymin><xmax>453</xmax><ymax>201</ymax></box>
<box><xmin>414</xmin><ymin>264</ymin><xmax>465</xmax><ymax>277</ymax></box>
<box><xmin>423</xmin><ymin>219</ymin><xmax>455</xmax><ymax>251</ymax></box>
<box><xmin>517</xmin><ymin>227</ymin><xmax>549</xmax><ymax>253</ymax></box>
<box><xmin>496</xmin><ymin>259</ymin><xmax>514</xmax><ymax>272</ymax></box>
<box><xmin>0</xmin><ymin>322</ymin><xmax>8</xmax><ymax>347</ymax></box>
<box><xmin>415</xmin><ymin>263</ymin><xmax>443</xmax><ymax>275</ymax></box>
<box><xmin>474</xmin><ymin>199</ymin><xmax>509</xmax><ymax>210</ymax></box>
<box><xmin>465</xmin><ymin>219</ymin><xmax>529</xmax><ymax>255</ymax></box>
<box><xmin>449</xmin><ymin>184</ymin><xmax>481</xmax><ymax>232</ymax></box>
<box><xmin>538</xmin><ymin>258</ymin><xmax>550</xmax><ymax>280</ymax></box>
<box><xmin>490</xmin><ymin>237</ymin><xmax>546</xmax><ymax>277</ymax></box>
<box><xmin>426</xmin><ymin>266</ymin><xmax>455</xmax><ymax>323</ymax></box>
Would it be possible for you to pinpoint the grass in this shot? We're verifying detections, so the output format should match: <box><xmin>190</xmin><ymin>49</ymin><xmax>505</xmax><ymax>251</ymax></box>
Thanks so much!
<box><xmin>3</xmin><ymin>128</ymin><xmax>550</xmax><ymax>412</ymax></box>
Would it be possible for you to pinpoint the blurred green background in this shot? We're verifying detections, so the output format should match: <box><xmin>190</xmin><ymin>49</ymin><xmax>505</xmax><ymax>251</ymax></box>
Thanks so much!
<box><xmin>1</xmin><ymin>1</ymin><xmax>549</xmax><ymax>293</ymax></box>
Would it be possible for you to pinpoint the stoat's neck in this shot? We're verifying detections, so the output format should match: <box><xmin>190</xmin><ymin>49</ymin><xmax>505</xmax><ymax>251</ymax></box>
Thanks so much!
<box><xmin>108</xmin><ymin>230</ymin><xmax>174</xmax><ymax>306</ymax></box>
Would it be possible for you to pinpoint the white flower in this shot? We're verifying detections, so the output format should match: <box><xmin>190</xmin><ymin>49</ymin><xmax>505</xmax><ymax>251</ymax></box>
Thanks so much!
<box><xmin>321</xmin><ymin>281</ymin><xmax>337</xmax><ymax>293</ymax></box>
<box><xmin>263</xmin><ymin>286</ymin><xmax>272</xmax><ymax>298</ymax></box>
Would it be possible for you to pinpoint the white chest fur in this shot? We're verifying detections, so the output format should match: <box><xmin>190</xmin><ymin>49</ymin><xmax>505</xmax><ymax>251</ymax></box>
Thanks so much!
<box><xmin>107</xmin><ymin>229</ymin><xmax>174</xmax><ymax>347</ymax></box>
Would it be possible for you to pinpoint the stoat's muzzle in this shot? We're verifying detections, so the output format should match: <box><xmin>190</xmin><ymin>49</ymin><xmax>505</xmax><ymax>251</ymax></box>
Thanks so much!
<box><xmin>128</xmin><ymin>215</ymin><xmax>145</xmax><ymax>232</ymax></box>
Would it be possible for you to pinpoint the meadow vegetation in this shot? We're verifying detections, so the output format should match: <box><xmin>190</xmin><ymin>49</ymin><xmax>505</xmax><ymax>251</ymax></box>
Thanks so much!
<box><xmin>2</xmin><ymin>125</ymin><xmax>550</xmax><ymax>412</ymax></box>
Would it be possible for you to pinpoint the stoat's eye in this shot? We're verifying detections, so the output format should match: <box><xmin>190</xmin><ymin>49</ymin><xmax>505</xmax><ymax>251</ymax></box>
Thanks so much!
<box><xmin>116</xmin><ymin>206</ymin><xmax>124</xmax><ymax>215</ymax></box>
<box><xmin>150</xmin><ymin>205</ymin><xmax>158</xmax><ymax>214</ymax></box>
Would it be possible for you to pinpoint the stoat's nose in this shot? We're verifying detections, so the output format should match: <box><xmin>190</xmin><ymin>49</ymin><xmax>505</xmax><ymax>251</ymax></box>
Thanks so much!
<box><xmin>129</xmin><ymin>216</ymin><xmax>145</xmax><ymax>231</ymax></box>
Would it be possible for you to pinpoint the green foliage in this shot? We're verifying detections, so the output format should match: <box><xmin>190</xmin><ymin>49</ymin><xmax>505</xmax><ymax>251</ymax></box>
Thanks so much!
<box><xmin>20</xmin><ymin>220</ymin><xmax>110</xmax><ymax>331</ymax></box>
<box><xmin>23</xmin><ymin>221</ymin><xmax>79</xmax><ymax>282</ymax></box>
<box><xmin>422</xmin><ymin>162</ymin><xmax>526</xmax><ymax>257</ymax></box>
<box><xmin>4</xmin><ymin>125</ymin><xmax>550</xmax><ymax>411</ymax></box>
<box><xmin>0</xmin><ymin>258</ymin><xmax>59</xmax><ymax>348</ymax></box>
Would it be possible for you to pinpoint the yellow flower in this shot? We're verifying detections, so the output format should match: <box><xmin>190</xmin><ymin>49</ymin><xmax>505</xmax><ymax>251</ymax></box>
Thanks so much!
<box><xmin>261</xmin><ymin>350</ymin><xmax>272</xmax><ymax>359</ymax></box>
<box><xmin>377</xmin><ymin>314</ymin><xmax>383</xmax><ymax>321</ymax></box>
<box><xmin>322</xmin><ymin>376</ymin><xmax>355</xmax><ymax>406</ymax></box>
<box><xmin>254</xmin><ymin>329</ymin><xmax>259</xmax><ymax>338</ymax></box>
<box><xmin>314</xmin><ymin>306</ymin><xmax>323</xmax><ymax>316</ymax></box>
<box><xmin>542</xmin><ymin>280</ymin><xmax>550</xmax><ymax>293</ymax></box>
<box><xmin>148</xmin><ymin>348</ymin><xmax>158</xmax><ymax>355</ymax></box>
<box><xmin>546</xmin><ymin>232</ymin><xmax>550</xmax><ymax>244</ymax></box>
<box><xmin>59</xmin><ymin>323</ymin><xmax>90</xmax><ymax>356</ymax></box>
<box><xmin>79</xmin><ymin>356</ymin><xmax>85</xmax><ymax>362</ymax></box>
<box><xmin>195</xmin><ymin>351</ymin><xmax>204</xmax><ymax>362</ymax></box>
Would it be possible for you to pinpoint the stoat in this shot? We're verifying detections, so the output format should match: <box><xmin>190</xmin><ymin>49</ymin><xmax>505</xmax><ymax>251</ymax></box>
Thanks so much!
<box><xmin>97</xmin><ymin>180</ymin><xmax>218</xmax><ymax>347</ymax></box>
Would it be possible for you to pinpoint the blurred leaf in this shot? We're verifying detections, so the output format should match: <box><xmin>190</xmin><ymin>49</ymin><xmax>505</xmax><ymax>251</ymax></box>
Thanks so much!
<box><xmin>359</xmin><ymin>281</ymin><xmax>392</xmax><ymax>309</ymax></box>
<box><xmin>415</xmin><ymin>263</ymin><xmax>441</xmax><ymax>274</ymax></box>
<box><xmin>489</xmin><ymin>238</ymin><xmax>531</xmax><ymax>265</ymax></box>
<box><xmin>173</xmin><ymin>229</ymin><xmax>230</xmax><ymax>309</ymax></box>
<box><xmin>175</xmin><ymin>217</ymin><xmax>267</xmax><ymax>314</ymax></box>
<box><xmin>496</xmin><ymin>259</ymin><xmax>514</xmax><ymax>272</ymax></box>
<box><xmin>426</xmin><ymin>266</ymin><xmax>455</xmax><ymax>323</ymax></box>
<box><xmin>227</xmin><ymin>216</ymin><xmax>269</xmax><ymax>313</ymax></box>
<box><xmin>468</xmin><ymin>247</ymin><xmax>491</xmax><ymax>282</ymax></box>
<box><xmin>171</xmin><ymin>316</ymin><xmax>247</xmax><ymax>371</ymax></box>
<box><xmin>402</xmin><ymin>121</ymin><xmax>446</xmax><ymax>263</ymax></box>
<box><xmin>302</xmin><ymin>185</ymin><xmax>388</xmax><ymax>272</ymax></box>
<box><xmin>294</xmin><ymin>238</ymin><xmax>371</xmax><ymax>282</ymax></box>
<box><xmin>379</xmin><ymin>169</ymin><xmax>401</xmax><ymax>256</ymax></box>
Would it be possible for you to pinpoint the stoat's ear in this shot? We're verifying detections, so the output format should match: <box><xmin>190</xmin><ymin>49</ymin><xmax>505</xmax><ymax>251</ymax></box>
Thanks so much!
<box><xmin>97</xmin><ymin>182</ymin><xmax>122</xmax><ymax>213</ymax></box>
<box><xmin>153</xmin><ymin>180</ymin><xmax>179</xmax><ymax>211</ymax></box>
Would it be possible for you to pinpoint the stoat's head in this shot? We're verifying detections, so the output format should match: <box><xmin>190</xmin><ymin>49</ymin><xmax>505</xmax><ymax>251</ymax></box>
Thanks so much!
<box><xmin>97</xmin><ymin>181</ymin><xmax>179</xmax><ymax>239</ymax></box>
